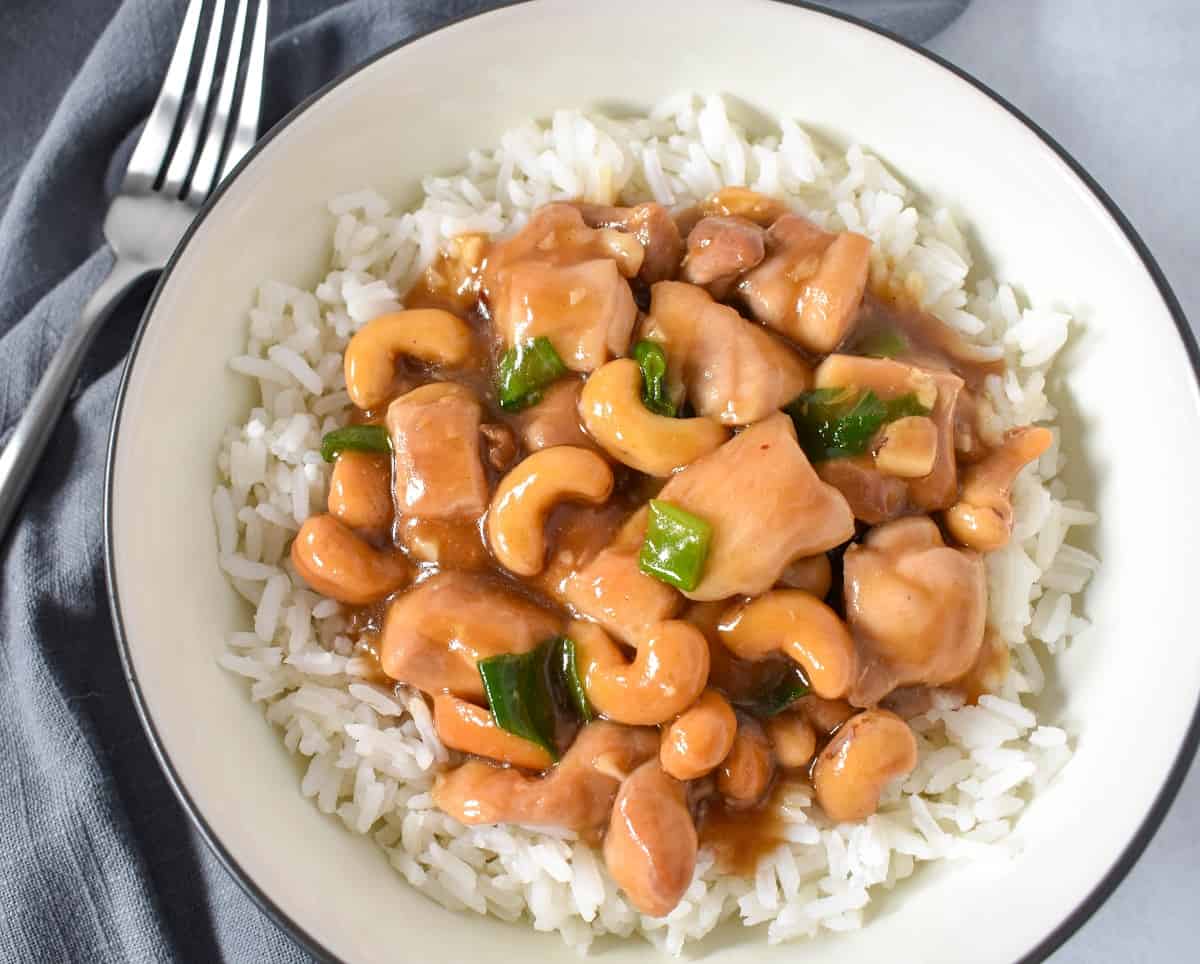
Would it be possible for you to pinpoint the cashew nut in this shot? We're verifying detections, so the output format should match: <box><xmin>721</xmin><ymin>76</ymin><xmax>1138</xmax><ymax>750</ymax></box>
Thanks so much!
<box><xmin>344</xmin><ymin>309</ymin><xmax>474</xmax><ymax>409</ymax></box>
<box><xmin>486</xmin><ymin>447</ymin><xmax>614</xmax><ymax>576</ymax></box>
<box><xmin>701</xmin><ymin>186</ymin><xmax>789</xmax><ymax>226</ymax></box>
<box><xmin>579</xmin><ymin>359</ymin><xmax>729</xmax><ymax>476</ymax></box>
<box><xmin>765</xmin><ymin>711</ymin><xmax>817</xmax><ymax>770</ymax></box>
<box><xmin>718</xmin><ymin>590</ymin><xmax>856</xmax><ymax>699</ymax></box>
<box><xmin>814</xmin><ymin>353</ymin><xmax>939</xmax><ymax>409</ymax></box>
<box><xmin>717</xmin><ymin>715</ymin><xmax>775</xmax><ymax>808</ymax></box>
<box><xmin>659</xmin><ymin>689</ymin><xmax>738</xmax><ymax>780</ymax></box>
<box><xmin>433</xmin><ymin>721</ymin><xmax>658</xmax><ymax>830</ymax></box>
<box><xmin>604</xmin><ymin>760</ymin><xmax>698</xmax><ymax>918</ymax></box>
<box><xmin>572</xmin><ymin>620</ymin><xmax>709</xmax><ymax>726</ymax></box>
<box><xmin>327</xmin><ymin>451</ymin><xmax>393</xmax><ymax>530</ymax></box>
<box><xmin>945</xmin><ymin>426</ymin><xmax>1054</xmax><ymax>551</ymax></box>
<box><xmin>813</xmin><ymin>708</ymin><xmax>917</xmax><ymax>822</ymax></box>
<box><xmin>874</xmin><ymin>415</ymin><xmax>938</xmax><ymax>478</ymax></box>
<box><xmin>432</xmin><ymin>693</ymin><xmax>553</xmax><ymax>770</ymax></box>
<box><xmin>290</xmin><ymin>513</ymin><xmax>411</xmax><ymax>605</ymax></box>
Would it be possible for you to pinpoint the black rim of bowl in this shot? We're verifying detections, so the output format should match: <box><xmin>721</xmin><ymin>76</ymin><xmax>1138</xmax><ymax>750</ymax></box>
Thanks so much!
<box><xmin>104</xmin><ymin>2</ymin><xmax>1200</xmax><ymax>962</ymax></box>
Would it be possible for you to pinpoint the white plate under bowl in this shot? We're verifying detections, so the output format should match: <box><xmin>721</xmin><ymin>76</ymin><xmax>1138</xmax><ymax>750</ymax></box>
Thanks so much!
<box><xmin>105</xmin><ymin>1</ymin><xmax>1200</xmax><ymax>961</ymax></box>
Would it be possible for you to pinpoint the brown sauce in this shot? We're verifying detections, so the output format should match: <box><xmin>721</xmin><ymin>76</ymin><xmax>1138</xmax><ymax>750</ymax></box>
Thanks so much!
<box><xmin>699</xmin><ymin>780</ymin><xmax>790</xmax><ymax>876</ymax></box>
<box><xmin>351</xmin><ymin>630</ymin><xmax>391</xmax><ymax>686</ymax></box>
<box><xmin>952</xmin><ymin>628</ymin><xmax>1010</xmax><ymax>705</ymax></box>
<box><xmin>852</xmin><ymin>290</ymin><xmax>1004</xmax><ymax>390</ymax></box>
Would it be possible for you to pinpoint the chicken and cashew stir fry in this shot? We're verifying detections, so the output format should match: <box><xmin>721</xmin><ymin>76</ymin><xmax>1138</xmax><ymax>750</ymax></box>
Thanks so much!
<box><xmin>291</xmin><ymin>193</ymin><xmax>1044</xmax><ymax>919</ymax></box>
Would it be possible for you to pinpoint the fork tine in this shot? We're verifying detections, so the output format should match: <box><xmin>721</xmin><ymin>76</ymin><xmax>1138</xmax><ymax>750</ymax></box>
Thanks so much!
<box><xmin>186</xmin><ymin>0</ymin><xmax>251</xmax><ymax>205</ymax></box>
<box><xmin>161</xmin><ymin>0</ymin><xmax>228</xmax><ymax>197</ymax></box>
<box><xmin>218</xmin><ymin>0</ymin><xmax>268</xmax><ymax>183</ymax></box>
<box><xmin>122</xmin><ymin>0</ymin><xmax>207</xmax><ymax>194</ymax></box>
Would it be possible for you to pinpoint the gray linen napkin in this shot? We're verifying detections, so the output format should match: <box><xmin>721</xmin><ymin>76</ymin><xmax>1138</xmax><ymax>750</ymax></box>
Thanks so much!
<box><xmin>0</xmin><ymin>2</ymin><xmax>967</xmax><ymax>960</ymax></box>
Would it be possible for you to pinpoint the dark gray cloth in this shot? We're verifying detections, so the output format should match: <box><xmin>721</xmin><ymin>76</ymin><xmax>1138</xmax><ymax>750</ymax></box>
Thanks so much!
<box><xmin>0</xmin><ymin>1</ymin><xmax>966</xmax><ymax>960</ymax></box>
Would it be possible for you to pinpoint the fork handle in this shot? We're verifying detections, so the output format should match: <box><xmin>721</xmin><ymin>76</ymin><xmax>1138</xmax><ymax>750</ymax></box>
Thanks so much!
<box><xmin>0</xmin><ymin>256</ymin><xmax>154</xmax><ymax>542</ymax></box>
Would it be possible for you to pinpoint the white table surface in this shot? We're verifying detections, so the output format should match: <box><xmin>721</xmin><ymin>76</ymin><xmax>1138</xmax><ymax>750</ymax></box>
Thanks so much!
<box><xmin>929</xmin><ymin>1</ymin><xmax>1200</xmax><ymax>960</ymax></box>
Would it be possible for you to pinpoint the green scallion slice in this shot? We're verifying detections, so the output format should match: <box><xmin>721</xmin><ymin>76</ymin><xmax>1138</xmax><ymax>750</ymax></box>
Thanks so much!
<box><xmin>319</xmin><ymin>424</ymin><xmax>390</xmax><ymax>462</ymax></box>
<box><xmin>785</xmin><ymin>388</ymin><xmax>930</xmax><ymax>462</ymax></box>
<box><xmin>632</xmin><ymin>339</ymin><xmax>677</xmax><ymax>417</ymax></box>
<box><xmin>496</xmin><ymin>336</ymin><xmax>568</xmax><ymax>411</ymax></box>
<box><xmin>638</xmin><ymin>499</ymin><xmax>713</xmax><ymax>592</ymax></box>
<box><xmin>556</xmin><ymin>636</ymin><xmax>593</xmax><ymax>723</ymax></box>
<box><xmin>852</xmin><ymin>328</ymin><xmax>909</xmax><ymax>359</ymax></box>
<box><xmin>476</xmin><ymin>641</ymin><xmax>560</xmax><ymax>760</ymax></box>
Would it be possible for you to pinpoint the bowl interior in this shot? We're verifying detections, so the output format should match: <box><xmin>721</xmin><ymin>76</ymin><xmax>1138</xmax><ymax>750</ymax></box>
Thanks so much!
<box><xmin>108</xmin><ymin>1</ymin><xmax>1200</xmax><ymax>961</ymax></box>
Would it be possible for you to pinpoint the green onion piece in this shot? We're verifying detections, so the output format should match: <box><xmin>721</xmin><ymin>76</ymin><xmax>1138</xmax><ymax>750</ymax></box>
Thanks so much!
<box><xmin>632</xmin><ymin>340</ymin><xmax>677</xmax><ymax>417</ymax></box>
<box><xmin>477</xmin><ymin>641</ymin><xmax>560</xmax><ymax>760</ymax></box>
<box><xmin>556</xmin><ymin>636</ymin><xmax>593</xmax><ymax>723</ymax></box>
<box><xmin>785</xmin><ymin>388</ymin><xmax>930</xmax><ymax>462</ymax></box>
<box><xmin>496</xmin><ymin>336</ymin><xmax>568</xmax><ymax>411</ymax></box>
<box><xmin>757</xmin><ymin>667</ymin><xmax>812</xmax><ymax>716</ymax></box>
<box><xmin>732</xmin><ymin>664</ymin><xmax>812</xmax><ymax>718</ymax></box>
<box><xmin>319</xmin><ymin>424</ymin><xmax>390</xmax><ymax>463</ymax></box>
<box><xmin>638</xmin><ymin>499</ymin><xmax>713</xmax><ymax>592</ymax></box>
<box><xmin>852</xmin><ymin>328</ymin><xmax>909</xmax><ymax>359</ymax></box>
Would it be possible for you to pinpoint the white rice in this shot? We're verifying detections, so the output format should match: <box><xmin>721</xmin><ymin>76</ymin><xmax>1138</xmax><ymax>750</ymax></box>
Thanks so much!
<box><xmin>214</xmin><ymin>94</ymin><xmax>1096</xmax><ymax>953</ymax></box>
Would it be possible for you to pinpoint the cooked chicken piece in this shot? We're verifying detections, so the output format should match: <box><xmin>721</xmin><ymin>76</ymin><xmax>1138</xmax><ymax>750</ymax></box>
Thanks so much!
<box><xmin>479</xmin><ymin>203</ymin><xmax>642</xmax><ymax>372</ymax></box>
<box><xmin>639</xmin><ymin>281</ymin><xmax>811</xmax><ymax>424</ymax></box>
<box><xmin>843</xmin><ymin>516</ymin><xmax>986</xmax><ymax>706</ymax></box>
<box><xmin>777</xmin><ymin>553</ymin><xmax>832</xmax><ymax>597</ymax></box>
<box><xmin>656</xmin><ymin>413</ymin><xmax>855</xmax><ymax>600</ymax></box>
<box><xmin>738</xmin><ymin>214</ymin><xmax>871</xmax><ymax>354</ymax></box>
<box><xmin>576</xmin><ymin>202</ymin><xmax>683</xmax><ymax>283</ymax></box>
<box><xmin>386</xmin><ymin>383</ymin><xmax>488</xmax><ymax>520</ymax></box>
<box><xmin>484</xmin><ymin>202</ymin><xmax>644</xmax><ymax>279</ymax></box>
<box><xmin>816</xmin><ymin>456</ymin><xmax>908</xmax><ymax>525</ymax></box>
<box><xmin>513</xmin><ymin>377</ymin><xmax>596</xmax><ymax>451</ymax></box>
<box><xmin>681</xmin><ymin>216</ymin><xmax>766</xmax><ymax>298</ymax></box>
<box><xmin>494</xmin><ymin>259</ymin><xmax>637</xmax><ymax>372</ymax></box>
<box><xmin>433</xmin><ymin>721</ymin><xmax>659</xmax><ymax>830</ymax></box>
<box><xmin>559</xmin><ymin>507</ymin><xmax>682</xmax><ymax>645</ymax></box>
<box><xmin>379</xmin><ymin>571</ymin><xmax>562</xmax><ymax>700</ymax></box>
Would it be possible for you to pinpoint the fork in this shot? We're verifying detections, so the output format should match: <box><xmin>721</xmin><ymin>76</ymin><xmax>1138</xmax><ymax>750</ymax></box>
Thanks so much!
<box><xmin>0</xmin><ymin>0</ymin><xmax>268</xmax><ymax>541</ymax></box>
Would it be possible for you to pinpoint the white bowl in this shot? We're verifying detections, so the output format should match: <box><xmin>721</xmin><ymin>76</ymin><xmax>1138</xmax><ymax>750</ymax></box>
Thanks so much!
<box><xmin>105</xmin><ymin>1</ymin><xmax>1200</xmax><ymax>961</ymax></box>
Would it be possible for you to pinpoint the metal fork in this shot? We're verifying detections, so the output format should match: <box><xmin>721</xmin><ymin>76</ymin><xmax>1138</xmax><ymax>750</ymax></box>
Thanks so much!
<box><xmin>0</xmin><ymin>0</ymin><xmax>268</xmax><ymax>540</ymax></box>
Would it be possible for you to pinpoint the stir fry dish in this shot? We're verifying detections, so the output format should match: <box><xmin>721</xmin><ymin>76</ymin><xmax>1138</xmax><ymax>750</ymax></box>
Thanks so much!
<box><xmin>288</xmin><ymin>191</ymin><xmax>1051</xmax><ymax>918</ymax></box>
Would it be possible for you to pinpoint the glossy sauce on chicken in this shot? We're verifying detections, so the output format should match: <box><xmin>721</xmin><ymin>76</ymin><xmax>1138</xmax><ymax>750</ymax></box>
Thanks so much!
<box><xmin>289</xmin><ymin>193</ymin><xmax>1051</xmax><ymax>918</ymax></box>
